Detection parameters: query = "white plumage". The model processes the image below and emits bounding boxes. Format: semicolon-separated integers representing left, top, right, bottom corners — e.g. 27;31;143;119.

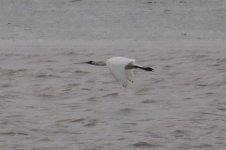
77;57;154;87
106;57;135;87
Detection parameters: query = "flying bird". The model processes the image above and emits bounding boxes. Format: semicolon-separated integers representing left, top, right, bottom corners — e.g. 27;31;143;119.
76;57;154;87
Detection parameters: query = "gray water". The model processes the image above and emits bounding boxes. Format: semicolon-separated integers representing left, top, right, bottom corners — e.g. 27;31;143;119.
0;0;226;150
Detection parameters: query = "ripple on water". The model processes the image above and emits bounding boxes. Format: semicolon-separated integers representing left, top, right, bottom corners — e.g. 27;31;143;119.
56;117;99;127
81;88;92;91
0;68;30;77
63;83;80;92
141;99;156;104
217;107;226;111
74;70;90;74
119;108;135;114
191;144;213;149
86;96;98;102
102;92;118;97
35;74;59;78
132;141;164;148
56;118;85;124
171;129;192;138
83;118;99;127
135;87;151;95
0;131;29;136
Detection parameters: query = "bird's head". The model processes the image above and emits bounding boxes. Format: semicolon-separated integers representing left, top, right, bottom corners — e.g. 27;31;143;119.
75;60;93;65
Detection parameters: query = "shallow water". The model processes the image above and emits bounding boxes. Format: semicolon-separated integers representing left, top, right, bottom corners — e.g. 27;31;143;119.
0;0;226;149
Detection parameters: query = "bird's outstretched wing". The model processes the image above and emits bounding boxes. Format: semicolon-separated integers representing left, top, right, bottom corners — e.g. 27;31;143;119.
126;69;134;83
125;62;135;83
106;57;135;87
107;63;128;87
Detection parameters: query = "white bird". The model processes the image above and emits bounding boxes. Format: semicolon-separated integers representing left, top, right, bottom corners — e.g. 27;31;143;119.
77;57;154;87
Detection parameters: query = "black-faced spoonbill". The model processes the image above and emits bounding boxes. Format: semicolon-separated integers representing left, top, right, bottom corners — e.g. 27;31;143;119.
76;57;154;87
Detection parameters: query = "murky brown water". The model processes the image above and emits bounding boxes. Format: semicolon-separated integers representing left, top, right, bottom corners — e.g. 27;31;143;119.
0;0;226;149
